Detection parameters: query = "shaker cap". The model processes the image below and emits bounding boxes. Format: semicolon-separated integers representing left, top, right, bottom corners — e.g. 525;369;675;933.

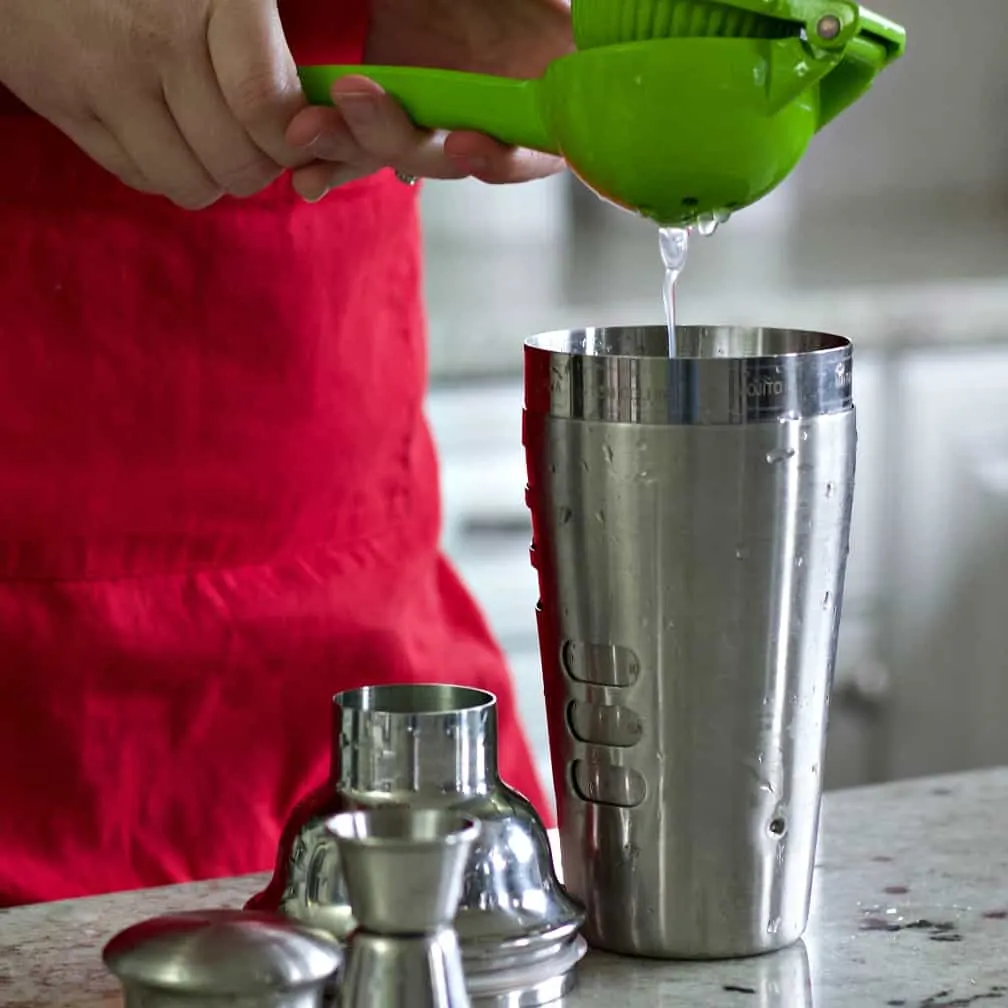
102;909;341;996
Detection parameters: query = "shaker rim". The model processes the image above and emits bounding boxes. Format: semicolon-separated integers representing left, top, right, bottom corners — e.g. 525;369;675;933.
524;324;851;363
333;682;496;715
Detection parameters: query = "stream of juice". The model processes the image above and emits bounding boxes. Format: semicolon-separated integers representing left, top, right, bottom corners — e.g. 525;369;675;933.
659;211;730;354
658;226;689;355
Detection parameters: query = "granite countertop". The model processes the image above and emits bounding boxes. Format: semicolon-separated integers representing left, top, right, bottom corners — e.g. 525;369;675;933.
4;769;1008;1006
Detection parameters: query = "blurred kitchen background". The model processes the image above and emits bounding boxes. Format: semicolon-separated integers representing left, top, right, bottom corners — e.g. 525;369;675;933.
419;0;1008;808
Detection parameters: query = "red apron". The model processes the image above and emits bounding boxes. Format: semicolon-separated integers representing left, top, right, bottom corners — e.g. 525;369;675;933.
0;0;548;907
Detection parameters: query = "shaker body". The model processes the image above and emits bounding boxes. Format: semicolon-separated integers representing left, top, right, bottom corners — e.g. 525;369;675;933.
524;325;856;959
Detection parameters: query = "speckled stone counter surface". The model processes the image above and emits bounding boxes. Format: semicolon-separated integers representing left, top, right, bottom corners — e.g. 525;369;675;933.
4;769;1008;1007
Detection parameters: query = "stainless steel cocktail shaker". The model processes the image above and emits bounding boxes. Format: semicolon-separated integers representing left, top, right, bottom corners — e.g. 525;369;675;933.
248;683;585;1004
524;325;856;959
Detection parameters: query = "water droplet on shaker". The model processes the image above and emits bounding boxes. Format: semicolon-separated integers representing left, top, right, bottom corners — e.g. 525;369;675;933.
558;506;573;525
603;444;614;464
823;592;832;609
826;482;836;499
735;545;750;561
595;509;606;525
801;430;810;442
796;555;804;568
767;917;782;935
766;448;796;465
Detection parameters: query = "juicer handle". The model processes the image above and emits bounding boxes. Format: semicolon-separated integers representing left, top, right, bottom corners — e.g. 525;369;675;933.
815;35;891;129
297;65;558;155
816;7;906;129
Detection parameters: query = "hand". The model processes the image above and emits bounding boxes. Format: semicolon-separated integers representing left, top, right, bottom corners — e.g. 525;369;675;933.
285;0;575;201
0;0;311;208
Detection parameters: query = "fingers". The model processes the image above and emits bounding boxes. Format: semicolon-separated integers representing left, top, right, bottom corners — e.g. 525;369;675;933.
291;161;372;202
328;77;464;179
285;76;566;200
206;0;308;170
286;105;378;201
288;105;384;176
443;131;566;184
108;98;221;209
286;76;468;203
160;44;284;199
291;77;466;181
121;0;305;207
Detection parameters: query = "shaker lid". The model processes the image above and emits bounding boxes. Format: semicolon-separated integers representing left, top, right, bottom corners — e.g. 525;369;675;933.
102;909;342;996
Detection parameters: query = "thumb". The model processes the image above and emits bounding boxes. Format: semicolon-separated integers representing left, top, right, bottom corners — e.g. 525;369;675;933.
207;0;308;168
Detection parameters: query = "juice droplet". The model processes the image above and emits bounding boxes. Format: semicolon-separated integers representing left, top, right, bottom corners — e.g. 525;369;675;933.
692;208;732;238
694;213;719;237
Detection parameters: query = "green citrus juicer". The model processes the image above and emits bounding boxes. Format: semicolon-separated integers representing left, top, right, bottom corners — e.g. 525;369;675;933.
297;0;906;226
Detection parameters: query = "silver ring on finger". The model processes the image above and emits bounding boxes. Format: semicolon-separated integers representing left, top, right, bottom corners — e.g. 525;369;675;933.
394;169;419;187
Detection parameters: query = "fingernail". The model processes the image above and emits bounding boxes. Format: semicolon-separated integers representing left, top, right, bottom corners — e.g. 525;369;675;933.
296;131;322;150
299;182;329;203
336;92;377;125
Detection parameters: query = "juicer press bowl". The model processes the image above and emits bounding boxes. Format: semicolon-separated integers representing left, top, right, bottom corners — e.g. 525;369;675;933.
247;683;586;1006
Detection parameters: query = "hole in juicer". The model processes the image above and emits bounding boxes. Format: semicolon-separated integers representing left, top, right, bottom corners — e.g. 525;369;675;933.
769;817;788;837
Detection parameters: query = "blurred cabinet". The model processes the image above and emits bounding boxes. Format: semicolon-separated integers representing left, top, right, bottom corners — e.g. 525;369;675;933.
823;348;892;789
885;346;1008;780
